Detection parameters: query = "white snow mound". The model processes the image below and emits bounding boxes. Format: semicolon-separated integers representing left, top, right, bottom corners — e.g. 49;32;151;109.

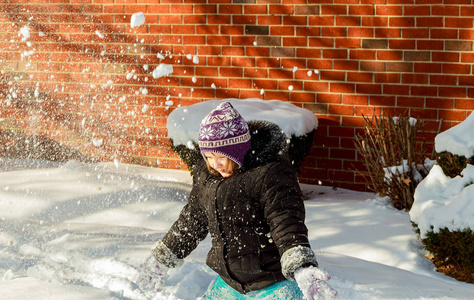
166;99;318;147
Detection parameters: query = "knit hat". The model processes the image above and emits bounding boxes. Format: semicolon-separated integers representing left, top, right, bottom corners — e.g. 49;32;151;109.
198;102;251;167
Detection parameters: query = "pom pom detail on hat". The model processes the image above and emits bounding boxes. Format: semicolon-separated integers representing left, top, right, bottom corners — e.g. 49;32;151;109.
198;102;251;167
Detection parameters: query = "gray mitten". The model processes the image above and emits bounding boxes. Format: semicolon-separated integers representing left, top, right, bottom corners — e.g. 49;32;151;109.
151;240;184;268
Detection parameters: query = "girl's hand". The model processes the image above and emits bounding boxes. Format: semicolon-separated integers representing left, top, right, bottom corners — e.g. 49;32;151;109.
294;266;338;300
136;257;166;292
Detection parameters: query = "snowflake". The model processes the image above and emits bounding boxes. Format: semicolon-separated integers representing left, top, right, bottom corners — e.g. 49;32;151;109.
199;126;214;140
219;122;238;137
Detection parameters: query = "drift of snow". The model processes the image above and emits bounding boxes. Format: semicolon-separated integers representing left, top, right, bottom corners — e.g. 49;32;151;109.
1;159;473;299
152;64;173;79
166;99;318;147
434;112;474;158
130;13;146;28
410;164;474;238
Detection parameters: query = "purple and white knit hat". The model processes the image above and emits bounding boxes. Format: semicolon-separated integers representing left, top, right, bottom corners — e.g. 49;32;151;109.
198;102;251;167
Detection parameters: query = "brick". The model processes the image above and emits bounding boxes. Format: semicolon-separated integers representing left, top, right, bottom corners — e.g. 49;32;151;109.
376;5;402;16
438;109;468;121
445;40;473;51
347;71;373;83
336;16;361;26
268;68;293;79
416;17;444;28
228;78;251;88
334;60;359;71
245;25;269;35
439;86;466;98
348;27;373;38
349;5;375;16
194;4;217;14
360;61;386;72
404;5;430;16
257;16;281;25
283;37;307;47
295;5;319;15
356;83;382;94
246;47;270;57
269;4;293;15
322;27;347;37
454;99;474;110
244;4;267;14
362;16;388;27
321;5;347;15
426;97;454;109
309;37;335;48
270;47;295;57
218;4;242;14
383;84;409;95
402;73;428;84
296;27;319;37
253;79;277;89
282;16;307;26
402;28;429;39
411;85;438;97
335;38;361;48
389;17;415;27
446;17;473;28
256;36;281;46
350;49;375;60
320;70;346;81
323;49;347;59
209;15;232;24
397;97;424;108
232;36;255;46
404;51;430;61
255;57;280;68
342;95;368;105
443;63;471;74
433;5;460;16
232;57;255;67
244;67;267;78
330;83;355;93
430;28;458;39
221;25;243;35
374;73;400;83
290;92;316;103
389;39;415;50
308;16;334;26
370;95;396;106
304;81;329;92
414;62;442;73
362;38;388;49
317;93;342;104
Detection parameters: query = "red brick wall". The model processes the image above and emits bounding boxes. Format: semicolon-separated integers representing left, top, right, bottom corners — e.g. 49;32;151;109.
1;0;474;191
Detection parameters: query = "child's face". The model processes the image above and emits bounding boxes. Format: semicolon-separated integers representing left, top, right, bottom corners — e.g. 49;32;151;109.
204;152;233;177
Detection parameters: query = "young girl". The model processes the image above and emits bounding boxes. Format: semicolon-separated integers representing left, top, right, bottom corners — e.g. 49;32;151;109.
151;102;337;299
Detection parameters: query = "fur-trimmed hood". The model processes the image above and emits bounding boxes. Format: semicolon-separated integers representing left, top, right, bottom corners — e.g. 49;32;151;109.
241;120;289;171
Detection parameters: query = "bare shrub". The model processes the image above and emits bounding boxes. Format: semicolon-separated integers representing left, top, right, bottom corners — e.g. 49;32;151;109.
354;115;429;211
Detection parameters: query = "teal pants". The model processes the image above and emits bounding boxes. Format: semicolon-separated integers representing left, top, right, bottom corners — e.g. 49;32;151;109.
201;276;305;300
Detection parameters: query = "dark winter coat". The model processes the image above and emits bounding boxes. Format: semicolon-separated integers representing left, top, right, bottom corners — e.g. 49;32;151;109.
161;120;316;294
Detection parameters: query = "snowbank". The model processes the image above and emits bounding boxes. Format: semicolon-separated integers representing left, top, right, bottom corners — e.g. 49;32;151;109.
166;99;318;147
1;159;473;299
435;112;474;158
410;164;474;238
411;112;474;237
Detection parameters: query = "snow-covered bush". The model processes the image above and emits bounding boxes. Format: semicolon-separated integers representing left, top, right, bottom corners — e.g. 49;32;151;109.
354;114;430;211
410;112;474;283
166;99;318;173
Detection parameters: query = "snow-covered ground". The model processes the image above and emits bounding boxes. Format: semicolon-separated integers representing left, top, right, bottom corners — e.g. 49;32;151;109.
0;158;473;299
